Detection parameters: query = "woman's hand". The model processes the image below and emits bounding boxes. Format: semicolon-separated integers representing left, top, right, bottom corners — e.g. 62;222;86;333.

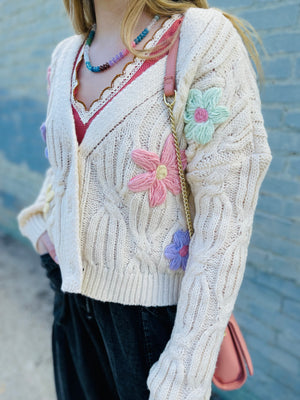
37;231;59;264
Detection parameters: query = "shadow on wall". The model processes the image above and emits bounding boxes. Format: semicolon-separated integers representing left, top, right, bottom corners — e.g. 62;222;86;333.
0;88;48;238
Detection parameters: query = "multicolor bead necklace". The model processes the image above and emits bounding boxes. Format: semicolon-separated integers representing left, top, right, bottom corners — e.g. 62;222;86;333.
84;15;160;73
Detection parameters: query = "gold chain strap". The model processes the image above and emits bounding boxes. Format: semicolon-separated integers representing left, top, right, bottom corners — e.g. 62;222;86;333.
164;91;194;238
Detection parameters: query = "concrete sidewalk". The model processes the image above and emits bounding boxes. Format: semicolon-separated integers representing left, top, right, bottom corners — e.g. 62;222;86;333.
0;234;56;400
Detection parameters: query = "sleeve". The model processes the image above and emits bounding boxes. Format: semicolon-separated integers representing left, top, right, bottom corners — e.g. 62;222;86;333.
147;13;272;400
17;167;53;251
17;65;53;252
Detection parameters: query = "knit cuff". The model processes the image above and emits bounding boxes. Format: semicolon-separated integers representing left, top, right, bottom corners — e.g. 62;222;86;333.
148;358;180;400
19;213;46;252
147;354;212;400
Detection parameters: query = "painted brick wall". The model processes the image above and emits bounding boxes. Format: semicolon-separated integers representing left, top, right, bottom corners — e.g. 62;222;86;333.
211;1;300;399
0;1;299;399
0;0;73;237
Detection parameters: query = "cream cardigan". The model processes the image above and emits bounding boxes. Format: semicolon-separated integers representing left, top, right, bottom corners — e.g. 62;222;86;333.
18;8;272;400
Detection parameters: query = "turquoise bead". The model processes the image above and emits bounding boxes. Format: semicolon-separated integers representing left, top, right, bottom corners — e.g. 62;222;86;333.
84;16;160;73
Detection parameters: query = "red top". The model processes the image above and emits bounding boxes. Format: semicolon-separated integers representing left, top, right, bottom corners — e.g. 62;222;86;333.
72;18;183;145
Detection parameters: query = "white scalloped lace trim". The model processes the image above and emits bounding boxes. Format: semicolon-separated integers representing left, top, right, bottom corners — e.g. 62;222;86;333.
71;14;182;124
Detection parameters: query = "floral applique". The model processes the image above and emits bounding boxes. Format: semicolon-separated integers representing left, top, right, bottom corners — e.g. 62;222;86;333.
47;66;51;96
164;229;190;271
128;134;187;207
39;67;51;160
40;122;48;159
184;87;230;145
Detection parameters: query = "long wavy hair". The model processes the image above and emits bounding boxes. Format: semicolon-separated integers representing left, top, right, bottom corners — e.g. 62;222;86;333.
63;0;263;78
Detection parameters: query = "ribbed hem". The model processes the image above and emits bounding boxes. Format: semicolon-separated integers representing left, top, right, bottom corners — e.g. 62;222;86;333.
18;213;46;252
79;264;183;306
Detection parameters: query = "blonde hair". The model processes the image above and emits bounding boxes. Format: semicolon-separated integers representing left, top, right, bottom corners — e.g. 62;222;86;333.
63;0;263;79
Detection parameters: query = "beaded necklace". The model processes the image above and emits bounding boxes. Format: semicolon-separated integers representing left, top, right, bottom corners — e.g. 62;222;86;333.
84;15;160;73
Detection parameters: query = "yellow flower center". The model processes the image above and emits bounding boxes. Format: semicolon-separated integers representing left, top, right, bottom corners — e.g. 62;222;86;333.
156;164;168;180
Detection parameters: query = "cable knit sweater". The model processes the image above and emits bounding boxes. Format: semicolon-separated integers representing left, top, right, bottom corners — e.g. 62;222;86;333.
18;7;272;400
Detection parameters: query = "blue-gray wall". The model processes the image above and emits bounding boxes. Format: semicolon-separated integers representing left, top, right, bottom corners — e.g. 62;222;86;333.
212;1;300;399
0;1;72;237
0;1;299;399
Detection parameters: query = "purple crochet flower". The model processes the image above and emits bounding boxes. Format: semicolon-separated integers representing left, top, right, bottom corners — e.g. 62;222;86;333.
40;121;48;159
40;122;46;142
164;229;190;271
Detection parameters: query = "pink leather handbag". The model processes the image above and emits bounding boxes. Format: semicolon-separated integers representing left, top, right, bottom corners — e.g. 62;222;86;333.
213;314;254;390
163;20;254;391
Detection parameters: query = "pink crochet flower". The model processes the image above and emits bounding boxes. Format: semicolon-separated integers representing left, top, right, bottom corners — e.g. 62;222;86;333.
128;134;187;207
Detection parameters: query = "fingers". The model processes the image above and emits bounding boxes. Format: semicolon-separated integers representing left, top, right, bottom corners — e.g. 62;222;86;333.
37;231;48;255
41;231;59;264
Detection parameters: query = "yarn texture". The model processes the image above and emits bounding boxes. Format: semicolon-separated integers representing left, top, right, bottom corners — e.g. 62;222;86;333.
18;8;272;400
128;134;187;207
184;87;230;144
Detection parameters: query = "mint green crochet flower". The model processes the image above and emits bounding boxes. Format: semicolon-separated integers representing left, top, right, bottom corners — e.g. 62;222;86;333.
184;88;230;145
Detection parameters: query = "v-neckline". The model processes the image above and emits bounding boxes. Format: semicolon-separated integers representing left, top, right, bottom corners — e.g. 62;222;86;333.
71;14;182;125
